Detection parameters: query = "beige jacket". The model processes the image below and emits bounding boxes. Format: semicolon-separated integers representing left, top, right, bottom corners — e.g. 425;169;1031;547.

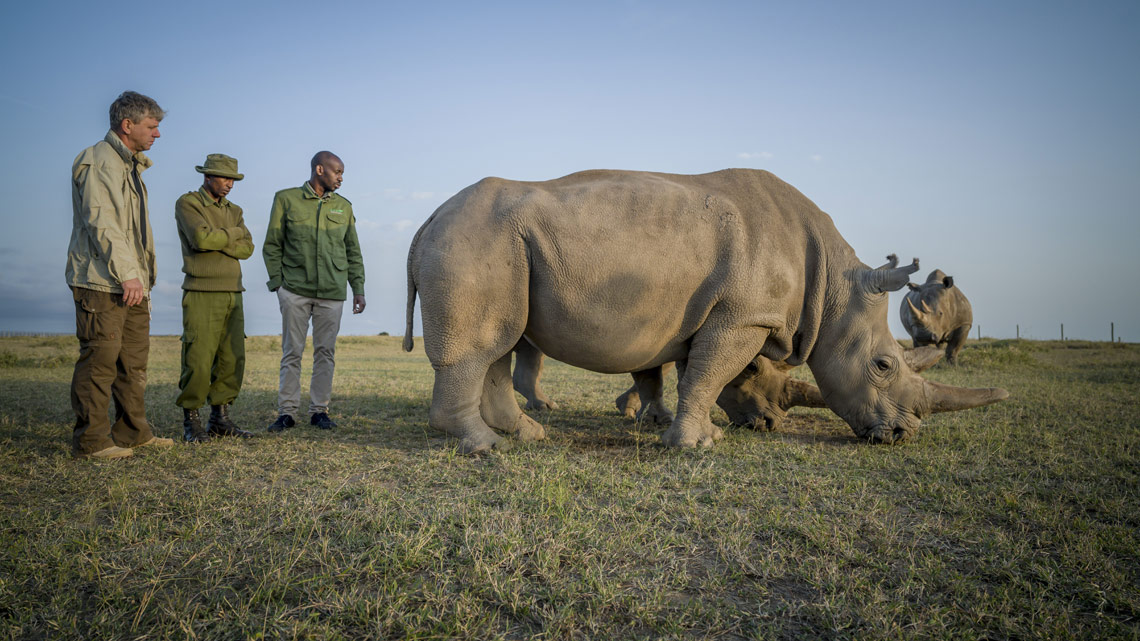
65;131;156;294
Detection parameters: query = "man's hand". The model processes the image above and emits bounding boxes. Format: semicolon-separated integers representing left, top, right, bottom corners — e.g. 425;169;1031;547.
353;294;366;314
121;278;145;307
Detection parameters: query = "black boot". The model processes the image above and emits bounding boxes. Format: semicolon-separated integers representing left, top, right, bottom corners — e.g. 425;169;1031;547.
183;408;211;443
209;404;253;438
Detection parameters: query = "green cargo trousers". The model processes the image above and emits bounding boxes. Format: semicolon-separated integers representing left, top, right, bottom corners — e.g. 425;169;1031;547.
176;291;245;409
70;287;156;455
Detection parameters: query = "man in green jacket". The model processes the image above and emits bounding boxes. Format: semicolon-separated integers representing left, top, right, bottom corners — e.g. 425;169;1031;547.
262;151;366;432
175;154;256;442
65;90;175;459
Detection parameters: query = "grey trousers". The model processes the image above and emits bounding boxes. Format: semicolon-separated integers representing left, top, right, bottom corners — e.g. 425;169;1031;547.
276;287;344;417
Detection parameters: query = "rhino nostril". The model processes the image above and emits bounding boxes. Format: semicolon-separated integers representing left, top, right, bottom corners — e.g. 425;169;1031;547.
892;427;907;442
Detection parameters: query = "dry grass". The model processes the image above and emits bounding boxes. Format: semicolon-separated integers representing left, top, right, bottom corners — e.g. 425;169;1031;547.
1;336;1138;639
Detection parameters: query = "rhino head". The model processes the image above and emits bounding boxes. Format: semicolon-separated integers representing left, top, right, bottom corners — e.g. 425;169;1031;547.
808;256;1007;443
903;270;955;343
715;357;827;431
716;345;945;432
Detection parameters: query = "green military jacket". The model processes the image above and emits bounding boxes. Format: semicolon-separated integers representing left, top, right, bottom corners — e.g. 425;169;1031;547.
66;131;156;294
262;181;365;301
175;187;254;292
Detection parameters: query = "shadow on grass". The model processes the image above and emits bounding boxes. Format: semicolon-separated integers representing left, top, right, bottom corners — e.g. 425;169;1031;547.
2;372;863;460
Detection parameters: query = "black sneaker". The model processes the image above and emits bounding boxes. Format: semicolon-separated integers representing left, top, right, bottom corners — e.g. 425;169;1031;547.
267;415;296;433
310;412;337;430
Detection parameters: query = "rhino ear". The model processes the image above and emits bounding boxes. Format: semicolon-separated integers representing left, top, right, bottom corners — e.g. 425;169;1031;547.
864;257;920;294
876;254;899;270
942;275;954;289
906;282;919;291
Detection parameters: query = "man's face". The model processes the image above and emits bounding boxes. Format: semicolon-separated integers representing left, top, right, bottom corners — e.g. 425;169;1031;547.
121;115;161;153
203;175;234;201
315;157;345;192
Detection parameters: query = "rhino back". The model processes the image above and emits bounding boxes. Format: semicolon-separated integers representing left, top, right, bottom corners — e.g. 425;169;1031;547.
415;169;848;373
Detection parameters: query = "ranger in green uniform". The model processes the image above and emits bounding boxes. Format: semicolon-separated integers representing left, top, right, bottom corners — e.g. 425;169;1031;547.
175;154;255;442
263;151;366;432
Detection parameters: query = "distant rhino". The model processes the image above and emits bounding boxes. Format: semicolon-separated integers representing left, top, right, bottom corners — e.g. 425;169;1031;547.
404;169;1007;454
901;269;973;365
513;338;944;432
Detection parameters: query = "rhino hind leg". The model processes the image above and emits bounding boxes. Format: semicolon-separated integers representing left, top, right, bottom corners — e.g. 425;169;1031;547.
512;339;558;411
663;326;769;448
482;353;546;442
631;366;673;426
429;362;512;455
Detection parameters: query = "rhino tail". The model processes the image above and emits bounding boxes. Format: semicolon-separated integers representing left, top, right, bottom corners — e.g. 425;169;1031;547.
404;218;432;353
403;273;417;352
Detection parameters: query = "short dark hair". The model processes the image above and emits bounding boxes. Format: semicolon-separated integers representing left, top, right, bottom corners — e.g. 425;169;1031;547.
310;150;340;173
109;91;165;132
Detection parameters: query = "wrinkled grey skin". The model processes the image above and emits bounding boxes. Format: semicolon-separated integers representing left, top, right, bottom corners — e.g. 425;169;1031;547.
514;340;944;432
901;269;974;365
405;169;1008;453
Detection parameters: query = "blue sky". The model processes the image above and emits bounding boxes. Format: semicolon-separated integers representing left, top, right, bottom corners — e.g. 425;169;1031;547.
1;0;1137;341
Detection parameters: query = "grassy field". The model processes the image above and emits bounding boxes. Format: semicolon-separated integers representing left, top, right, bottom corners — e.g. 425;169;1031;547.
1;335;1138;640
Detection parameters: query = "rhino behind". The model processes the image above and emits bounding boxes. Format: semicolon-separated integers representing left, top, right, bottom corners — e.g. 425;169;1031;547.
901;269;973;364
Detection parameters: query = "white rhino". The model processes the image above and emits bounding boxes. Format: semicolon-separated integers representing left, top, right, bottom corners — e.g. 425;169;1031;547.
512;339;944;431
901;269;973;365
404;169;1008;454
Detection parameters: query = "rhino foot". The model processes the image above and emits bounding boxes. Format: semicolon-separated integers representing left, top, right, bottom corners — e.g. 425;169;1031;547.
661;418;723;448
512;412;547;442
615;389;642;418
524;398;558;411
459;432;511;455
636;402;674;426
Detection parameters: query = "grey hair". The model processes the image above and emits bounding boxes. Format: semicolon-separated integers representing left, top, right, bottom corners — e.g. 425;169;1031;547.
109;91;165;132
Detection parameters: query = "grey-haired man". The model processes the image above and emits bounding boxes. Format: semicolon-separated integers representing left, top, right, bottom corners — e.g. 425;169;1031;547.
66;90;175;459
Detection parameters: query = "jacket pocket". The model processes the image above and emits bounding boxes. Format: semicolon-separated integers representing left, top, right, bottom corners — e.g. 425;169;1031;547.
73;288;120;343
325;212;347;226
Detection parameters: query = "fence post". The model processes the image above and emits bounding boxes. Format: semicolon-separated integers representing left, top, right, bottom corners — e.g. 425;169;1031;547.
977;325;981;340
1111;322;1114;343
1061;323;1065;341
1016;324;1020;339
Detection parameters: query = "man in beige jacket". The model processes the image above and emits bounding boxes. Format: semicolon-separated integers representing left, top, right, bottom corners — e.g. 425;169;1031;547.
65;90;174;459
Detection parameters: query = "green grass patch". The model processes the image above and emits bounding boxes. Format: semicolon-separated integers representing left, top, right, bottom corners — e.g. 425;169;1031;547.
1;336;1138;639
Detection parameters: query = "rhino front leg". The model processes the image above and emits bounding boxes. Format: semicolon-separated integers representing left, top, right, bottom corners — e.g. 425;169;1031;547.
663;326;768;448
512;339;558;411
944;325;970;365
631;366;674;425
483;352;546;442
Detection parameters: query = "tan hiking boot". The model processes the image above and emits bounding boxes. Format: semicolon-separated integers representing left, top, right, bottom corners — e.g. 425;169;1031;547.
134;436;175;448
76;445;134;460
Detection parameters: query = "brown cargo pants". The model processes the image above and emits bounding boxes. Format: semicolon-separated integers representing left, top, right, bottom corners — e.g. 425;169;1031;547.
70;287;156;455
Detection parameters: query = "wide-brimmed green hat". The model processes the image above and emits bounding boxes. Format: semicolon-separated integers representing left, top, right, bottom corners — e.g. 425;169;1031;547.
195;153;244;180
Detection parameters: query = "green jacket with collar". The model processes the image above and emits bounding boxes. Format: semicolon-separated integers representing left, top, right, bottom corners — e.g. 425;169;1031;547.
262;181;364;301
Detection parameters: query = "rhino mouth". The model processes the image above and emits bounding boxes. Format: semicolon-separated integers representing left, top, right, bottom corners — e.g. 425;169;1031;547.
866;423;911;444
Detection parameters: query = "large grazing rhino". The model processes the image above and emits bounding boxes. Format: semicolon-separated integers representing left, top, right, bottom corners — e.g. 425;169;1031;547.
901;269;973;364
512;338;944;431
404;169;1008;454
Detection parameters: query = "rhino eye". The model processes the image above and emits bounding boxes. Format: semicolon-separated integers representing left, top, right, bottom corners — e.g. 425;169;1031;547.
874;358;892;372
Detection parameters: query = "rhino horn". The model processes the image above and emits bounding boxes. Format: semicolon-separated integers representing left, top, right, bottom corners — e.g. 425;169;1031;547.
902;345;943;372
924;379;1009;414
786;379;828;409
865;257;919;294
906;297;927;321
921;300;933;314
